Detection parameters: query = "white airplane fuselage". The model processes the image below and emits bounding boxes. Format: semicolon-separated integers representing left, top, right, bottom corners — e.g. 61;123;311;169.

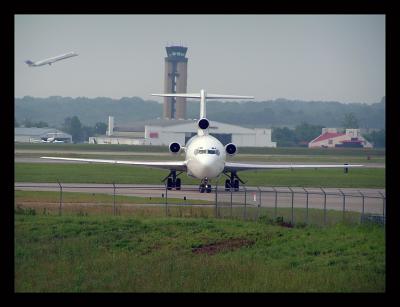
184;134;226;180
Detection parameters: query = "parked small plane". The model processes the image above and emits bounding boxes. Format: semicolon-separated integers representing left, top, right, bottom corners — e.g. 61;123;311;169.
25;51;78;67
42;89;363;193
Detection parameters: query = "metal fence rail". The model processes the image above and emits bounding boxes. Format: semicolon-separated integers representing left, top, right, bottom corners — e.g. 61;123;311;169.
14;182;385;226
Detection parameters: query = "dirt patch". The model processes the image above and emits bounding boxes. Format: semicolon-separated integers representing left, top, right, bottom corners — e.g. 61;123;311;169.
278;221;294;228
192;238;255;256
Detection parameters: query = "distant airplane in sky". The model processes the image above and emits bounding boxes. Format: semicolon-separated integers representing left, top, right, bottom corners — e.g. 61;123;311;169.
25;51;78;67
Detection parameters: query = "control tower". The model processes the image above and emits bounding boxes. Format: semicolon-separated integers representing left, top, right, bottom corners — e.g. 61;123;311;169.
163;46;188;119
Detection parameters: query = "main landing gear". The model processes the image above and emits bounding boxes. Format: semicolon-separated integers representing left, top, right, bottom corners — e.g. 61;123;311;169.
224;171;244;192
163;170;182;190
199;178;212;193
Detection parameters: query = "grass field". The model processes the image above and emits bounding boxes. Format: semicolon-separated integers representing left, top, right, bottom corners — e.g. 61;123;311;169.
14;211;385;292
15;162;385;188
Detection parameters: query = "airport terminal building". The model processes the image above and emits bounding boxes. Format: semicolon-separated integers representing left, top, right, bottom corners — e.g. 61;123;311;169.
89;117;277;147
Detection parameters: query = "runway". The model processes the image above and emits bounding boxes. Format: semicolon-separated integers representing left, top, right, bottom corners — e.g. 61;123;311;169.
15;182;386;214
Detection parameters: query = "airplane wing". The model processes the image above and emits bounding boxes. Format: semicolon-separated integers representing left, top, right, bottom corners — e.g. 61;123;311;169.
40;157;187;171
224;162;363;172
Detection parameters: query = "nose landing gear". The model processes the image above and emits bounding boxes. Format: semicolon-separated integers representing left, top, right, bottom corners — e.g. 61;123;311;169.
199;178;212;193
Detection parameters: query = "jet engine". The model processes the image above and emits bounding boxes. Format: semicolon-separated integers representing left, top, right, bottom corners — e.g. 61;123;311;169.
169;142;181;154
225;143;237;156
197;118;210;130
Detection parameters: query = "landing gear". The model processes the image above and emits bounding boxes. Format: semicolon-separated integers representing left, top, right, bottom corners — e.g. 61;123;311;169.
224;171;243;192
199;178;212;193
163;170;182;191
175;178;181;190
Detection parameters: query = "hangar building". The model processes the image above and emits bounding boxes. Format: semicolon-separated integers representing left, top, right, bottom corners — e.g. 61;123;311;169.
15;128;72;143
89;116;276;147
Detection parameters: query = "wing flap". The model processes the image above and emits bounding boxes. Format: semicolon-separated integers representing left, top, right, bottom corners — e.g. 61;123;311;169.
41;157;187;171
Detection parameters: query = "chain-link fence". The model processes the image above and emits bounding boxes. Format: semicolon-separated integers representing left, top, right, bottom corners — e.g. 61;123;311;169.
14;182;385;226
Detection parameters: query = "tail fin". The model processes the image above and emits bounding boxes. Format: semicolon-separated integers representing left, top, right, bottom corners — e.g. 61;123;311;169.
25;60;34;66
151;90;254;119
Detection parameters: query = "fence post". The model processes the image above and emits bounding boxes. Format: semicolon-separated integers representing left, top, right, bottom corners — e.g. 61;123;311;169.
215;180;218;218
378;191;385;218
339;189;346;222
288;187;294;225
112;182;116;216
57;180;62;216
244;186;247;220
257;187;261;221
302;187;309;225
359;190;365;224
320;187;326;226
272;187;278;219
230;183;233;218
165;183;168;217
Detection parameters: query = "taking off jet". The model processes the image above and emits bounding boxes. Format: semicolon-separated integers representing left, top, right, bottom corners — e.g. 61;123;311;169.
42;89;363;193
25;52;78;67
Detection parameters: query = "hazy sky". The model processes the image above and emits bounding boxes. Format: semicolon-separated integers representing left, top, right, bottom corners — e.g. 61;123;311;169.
15;14;385;104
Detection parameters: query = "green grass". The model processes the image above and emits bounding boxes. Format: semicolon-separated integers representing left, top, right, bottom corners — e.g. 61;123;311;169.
15;190;212;205
14;213;385;292
14;190;215;218
15;162;385;188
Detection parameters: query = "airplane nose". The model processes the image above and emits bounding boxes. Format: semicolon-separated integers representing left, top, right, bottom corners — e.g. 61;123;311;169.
197;155;222;177
199;155;216;167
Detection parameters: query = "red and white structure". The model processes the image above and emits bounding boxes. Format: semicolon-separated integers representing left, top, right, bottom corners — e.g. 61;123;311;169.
308;128;373;148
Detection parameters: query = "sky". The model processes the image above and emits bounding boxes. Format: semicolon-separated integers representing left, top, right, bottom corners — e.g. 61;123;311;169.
15;14;385;104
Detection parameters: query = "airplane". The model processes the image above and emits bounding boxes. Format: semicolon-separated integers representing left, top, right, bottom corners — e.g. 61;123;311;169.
41;89;363;193
25;51;78;67
41;132;65;143
41;138;65;143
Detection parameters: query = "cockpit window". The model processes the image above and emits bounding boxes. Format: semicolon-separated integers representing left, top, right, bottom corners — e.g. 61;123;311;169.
194;148;220;155
207;149;220;155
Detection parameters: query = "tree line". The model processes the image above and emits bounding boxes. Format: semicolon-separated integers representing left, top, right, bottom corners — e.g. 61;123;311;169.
62;116;108;143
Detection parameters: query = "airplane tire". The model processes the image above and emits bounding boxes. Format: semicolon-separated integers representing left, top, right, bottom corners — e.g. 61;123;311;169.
206;184;212;193
199;184;205;193
234;179;239;192
225;179;230;191
175;178;181;190
167;178;173;190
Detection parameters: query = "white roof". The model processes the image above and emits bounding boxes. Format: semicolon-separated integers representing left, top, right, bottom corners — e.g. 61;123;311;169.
14;128;71;137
